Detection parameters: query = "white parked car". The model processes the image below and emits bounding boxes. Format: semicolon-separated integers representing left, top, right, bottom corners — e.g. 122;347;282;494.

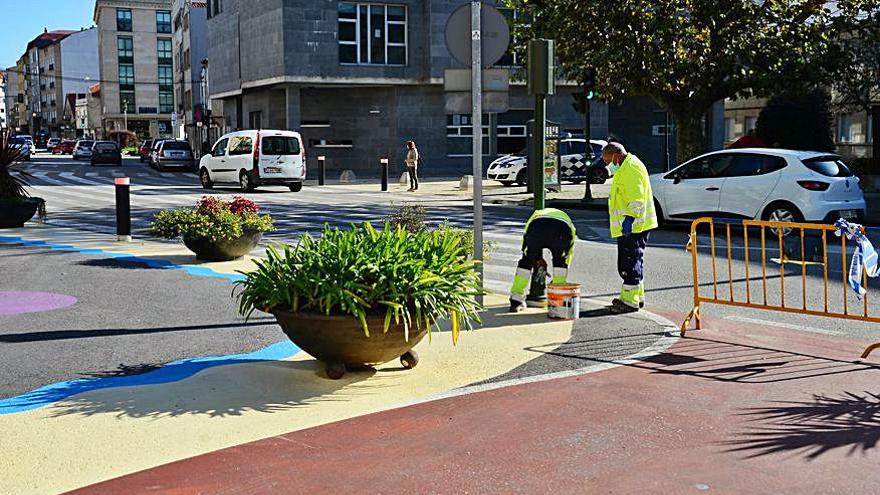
20;135;36;155
651;148;866;226
199;130;306;192
72;140;95;160
487;138;609;186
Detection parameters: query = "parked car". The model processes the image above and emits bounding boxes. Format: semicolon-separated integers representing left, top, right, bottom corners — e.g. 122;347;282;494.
486;137;609;186
72;140;95;160
151;140;195;171
46;138;61;151
199;130;306;192
651;148;866;227
89;141;123;166
52;140;77;155
19;135;36;155
139;139;154;162
10;136;31;161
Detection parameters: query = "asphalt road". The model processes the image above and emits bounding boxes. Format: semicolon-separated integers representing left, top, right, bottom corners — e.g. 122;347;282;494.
14;153;880;361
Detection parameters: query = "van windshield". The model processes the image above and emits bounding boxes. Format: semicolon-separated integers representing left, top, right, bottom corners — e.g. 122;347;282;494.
262;136;300;155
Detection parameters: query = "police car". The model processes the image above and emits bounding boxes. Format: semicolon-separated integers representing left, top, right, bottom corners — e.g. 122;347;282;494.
486;137;610;186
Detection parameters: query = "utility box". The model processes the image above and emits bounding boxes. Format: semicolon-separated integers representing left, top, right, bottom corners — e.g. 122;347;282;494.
527;39;555;96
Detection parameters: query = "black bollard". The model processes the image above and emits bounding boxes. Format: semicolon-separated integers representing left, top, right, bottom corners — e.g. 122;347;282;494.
380;158;389;191
114;177;131;242
318;155;326;186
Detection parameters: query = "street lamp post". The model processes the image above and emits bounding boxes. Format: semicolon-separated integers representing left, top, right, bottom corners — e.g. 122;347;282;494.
123;99;129;132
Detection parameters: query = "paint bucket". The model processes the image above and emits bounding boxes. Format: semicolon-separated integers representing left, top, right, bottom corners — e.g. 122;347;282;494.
547;283;581;320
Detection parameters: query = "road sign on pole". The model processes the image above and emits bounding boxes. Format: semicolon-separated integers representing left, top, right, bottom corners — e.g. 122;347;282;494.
471;0;484;302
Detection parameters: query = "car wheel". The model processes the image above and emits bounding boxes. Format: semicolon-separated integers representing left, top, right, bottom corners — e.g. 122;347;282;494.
289;182;303;192
762;202;803;236
653;199;665;229
200;168;214;189
570;178;585;185
590;167;609;184
239;170;254;192
515;169;528;186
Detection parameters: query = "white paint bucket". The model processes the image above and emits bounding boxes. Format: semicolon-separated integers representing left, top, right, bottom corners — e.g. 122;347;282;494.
547;283;581;320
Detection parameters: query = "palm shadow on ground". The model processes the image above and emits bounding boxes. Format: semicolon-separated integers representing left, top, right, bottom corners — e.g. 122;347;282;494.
721;391;880;460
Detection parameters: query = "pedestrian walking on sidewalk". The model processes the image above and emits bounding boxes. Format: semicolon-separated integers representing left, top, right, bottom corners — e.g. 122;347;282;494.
405;140;420;191
603;142;658;313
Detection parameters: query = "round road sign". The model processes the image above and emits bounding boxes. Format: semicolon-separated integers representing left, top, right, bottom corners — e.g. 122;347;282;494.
444;3;511;68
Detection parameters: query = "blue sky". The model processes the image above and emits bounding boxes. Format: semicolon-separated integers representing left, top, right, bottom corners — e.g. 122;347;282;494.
0;0;96;69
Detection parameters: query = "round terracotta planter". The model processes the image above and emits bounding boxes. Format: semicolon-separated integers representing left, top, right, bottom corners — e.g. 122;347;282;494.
271;309;429;379
0;199;41;228
183;231;262;261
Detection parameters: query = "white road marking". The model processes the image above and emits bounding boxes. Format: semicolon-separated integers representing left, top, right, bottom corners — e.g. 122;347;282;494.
59;172;109;187
724;315;843;336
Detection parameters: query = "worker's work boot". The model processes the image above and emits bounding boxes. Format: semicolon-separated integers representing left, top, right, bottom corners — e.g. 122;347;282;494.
509;298;526;313
610;285;640;314
638;283;646;308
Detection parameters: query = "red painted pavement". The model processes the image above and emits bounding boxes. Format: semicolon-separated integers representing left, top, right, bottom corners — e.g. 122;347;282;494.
72;312;880;494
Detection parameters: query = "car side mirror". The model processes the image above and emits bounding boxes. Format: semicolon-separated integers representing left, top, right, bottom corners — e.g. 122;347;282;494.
673;174;682;185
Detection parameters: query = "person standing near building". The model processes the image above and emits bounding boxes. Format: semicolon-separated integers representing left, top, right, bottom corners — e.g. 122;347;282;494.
603;142;658;313
405;140;419;191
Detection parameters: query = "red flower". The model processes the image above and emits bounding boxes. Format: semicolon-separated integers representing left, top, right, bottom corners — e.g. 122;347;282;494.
228;196;260;214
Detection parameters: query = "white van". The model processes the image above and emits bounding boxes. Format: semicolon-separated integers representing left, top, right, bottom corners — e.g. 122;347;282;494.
198;130;306;192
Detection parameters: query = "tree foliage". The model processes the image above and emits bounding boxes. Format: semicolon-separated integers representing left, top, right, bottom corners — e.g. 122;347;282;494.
506;0;880;161
756;89;836;152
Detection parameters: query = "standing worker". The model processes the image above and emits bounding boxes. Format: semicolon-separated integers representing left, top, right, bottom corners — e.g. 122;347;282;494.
603;142;658;313
509;208;577;312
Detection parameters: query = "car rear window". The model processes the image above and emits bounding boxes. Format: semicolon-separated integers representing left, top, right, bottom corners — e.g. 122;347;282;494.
803;157;853;177
95;143;118;151
262;136;301;155
12;138;26;145
162;142;191;151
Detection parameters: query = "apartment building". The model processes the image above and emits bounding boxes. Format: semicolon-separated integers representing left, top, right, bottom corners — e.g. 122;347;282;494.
24;30;76;138
0;72;7;129
172;0;209;152
94;0;175;140
205;0;694;176
5;63;27;132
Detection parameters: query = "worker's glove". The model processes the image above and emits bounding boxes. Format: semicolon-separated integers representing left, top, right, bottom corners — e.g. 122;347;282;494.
622;216;635;236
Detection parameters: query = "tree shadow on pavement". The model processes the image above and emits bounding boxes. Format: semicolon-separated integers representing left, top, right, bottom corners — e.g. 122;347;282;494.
720;391;880;460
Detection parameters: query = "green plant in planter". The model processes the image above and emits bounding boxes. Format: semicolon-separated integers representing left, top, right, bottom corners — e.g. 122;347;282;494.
150;195;274;241
385;203;496;260
235;222;486;343
0;129;46;221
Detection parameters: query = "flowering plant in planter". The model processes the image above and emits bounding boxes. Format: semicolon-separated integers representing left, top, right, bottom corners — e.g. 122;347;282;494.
150;195;274;242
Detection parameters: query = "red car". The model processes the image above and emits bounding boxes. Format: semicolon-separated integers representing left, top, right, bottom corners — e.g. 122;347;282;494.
139;140;154;162
52;140;77;154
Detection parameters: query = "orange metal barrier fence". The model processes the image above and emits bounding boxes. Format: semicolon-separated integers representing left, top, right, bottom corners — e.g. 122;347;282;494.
681;217;880;358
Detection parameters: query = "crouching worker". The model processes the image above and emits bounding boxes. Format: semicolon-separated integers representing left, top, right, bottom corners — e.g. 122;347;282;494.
509;208;576;312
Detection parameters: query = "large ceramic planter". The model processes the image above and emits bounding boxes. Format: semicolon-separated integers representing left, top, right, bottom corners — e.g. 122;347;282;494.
272;309;429;379
0;199;41;228
183;231;262;261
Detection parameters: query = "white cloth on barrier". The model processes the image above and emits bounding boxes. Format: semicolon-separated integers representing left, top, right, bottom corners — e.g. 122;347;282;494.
834;219;879;298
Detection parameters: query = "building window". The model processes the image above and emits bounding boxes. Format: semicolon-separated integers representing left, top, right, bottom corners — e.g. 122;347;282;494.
208;0;223;18
724;118;735;141
157;11;172;33
744;116;757;133
338;3;407;66
446;114;489;157
838;114;864;144
119;64;135;88
117;8;132;32
120;91;136;114
159;91;174;114
158;39;173;64
117;37;134;63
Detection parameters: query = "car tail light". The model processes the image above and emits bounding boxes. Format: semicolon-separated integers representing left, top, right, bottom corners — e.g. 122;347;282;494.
797;180;830;191
253;132;261;178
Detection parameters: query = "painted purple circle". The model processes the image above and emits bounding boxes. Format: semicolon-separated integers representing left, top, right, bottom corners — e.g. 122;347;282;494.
0;291;78;316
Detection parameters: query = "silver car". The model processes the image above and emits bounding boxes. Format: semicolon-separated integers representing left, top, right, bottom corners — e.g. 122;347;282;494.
72;140;95;160
10;137;31;161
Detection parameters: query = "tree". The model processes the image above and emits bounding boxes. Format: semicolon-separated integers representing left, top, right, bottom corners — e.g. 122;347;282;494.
506;0;880;162
755;89;835;151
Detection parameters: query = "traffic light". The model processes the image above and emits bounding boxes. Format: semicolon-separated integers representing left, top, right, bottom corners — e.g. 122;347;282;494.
583;68;597;100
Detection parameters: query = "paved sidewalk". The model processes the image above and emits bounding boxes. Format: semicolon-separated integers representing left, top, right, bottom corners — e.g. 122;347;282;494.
74;312;880;494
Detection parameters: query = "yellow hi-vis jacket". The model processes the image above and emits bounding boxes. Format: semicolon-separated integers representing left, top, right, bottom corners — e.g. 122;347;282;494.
608;153;658;238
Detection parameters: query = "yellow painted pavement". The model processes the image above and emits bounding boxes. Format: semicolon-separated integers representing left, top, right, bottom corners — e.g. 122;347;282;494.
1;224;572;494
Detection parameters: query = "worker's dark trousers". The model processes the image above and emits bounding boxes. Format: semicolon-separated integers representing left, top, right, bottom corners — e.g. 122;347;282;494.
617;231;650;285
518;218;574;272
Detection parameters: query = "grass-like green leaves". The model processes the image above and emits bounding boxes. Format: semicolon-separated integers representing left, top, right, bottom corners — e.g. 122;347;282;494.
150;196;274;242
234;222;486;343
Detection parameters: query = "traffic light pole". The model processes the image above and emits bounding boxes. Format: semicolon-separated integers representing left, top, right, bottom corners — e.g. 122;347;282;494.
533;93;546;210
583;94;593;201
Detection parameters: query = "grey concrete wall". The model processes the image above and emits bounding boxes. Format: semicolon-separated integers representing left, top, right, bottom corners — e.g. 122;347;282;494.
607;96;678;173
207;0;241;95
